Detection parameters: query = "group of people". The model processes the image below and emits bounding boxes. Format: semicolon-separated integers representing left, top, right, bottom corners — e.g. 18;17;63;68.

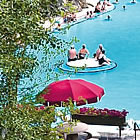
68;44;89;62
68;44;110;65
84;0;112;19
55;12;77;31
63;12;77;23
55;0;113;31
94;0;112;13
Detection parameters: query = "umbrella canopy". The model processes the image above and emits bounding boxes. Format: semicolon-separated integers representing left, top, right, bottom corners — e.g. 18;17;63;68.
41;79;105;106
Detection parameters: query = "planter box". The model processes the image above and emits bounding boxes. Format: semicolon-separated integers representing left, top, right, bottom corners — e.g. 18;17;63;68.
72;114;126;126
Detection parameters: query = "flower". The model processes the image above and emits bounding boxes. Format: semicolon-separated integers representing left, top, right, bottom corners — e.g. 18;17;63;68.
74;107;128;118
35;105;45;110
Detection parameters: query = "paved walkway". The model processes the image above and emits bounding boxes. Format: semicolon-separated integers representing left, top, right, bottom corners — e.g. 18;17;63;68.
86;124;140;140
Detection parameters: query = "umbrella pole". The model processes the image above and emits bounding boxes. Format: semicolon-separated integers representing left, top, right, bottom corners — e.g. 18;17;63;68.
47;102;50;106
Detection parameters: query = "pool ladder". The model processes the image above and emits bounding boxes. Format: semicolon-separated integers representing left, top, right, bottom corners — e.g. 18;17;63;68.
134;122;140;140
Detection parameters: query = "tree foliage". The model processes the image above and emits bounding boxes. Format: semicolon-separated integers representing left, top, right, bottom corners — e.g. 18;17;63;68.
0;0;71;105
0;104;59;140
0;0;75;139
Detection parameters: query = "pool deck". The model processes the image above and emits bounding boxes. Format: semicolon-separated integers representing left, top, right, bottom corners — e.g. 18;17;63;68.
85;123;140;139
63;120;140;139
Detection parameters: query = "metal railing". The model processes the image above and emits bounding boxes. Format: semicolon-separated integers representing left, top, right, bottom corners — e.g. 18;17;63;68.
134;122;140;140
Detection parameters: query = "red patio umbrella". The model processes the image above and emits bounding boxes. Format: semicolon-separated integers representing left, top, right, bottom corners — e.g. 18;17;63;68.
41;79;105;106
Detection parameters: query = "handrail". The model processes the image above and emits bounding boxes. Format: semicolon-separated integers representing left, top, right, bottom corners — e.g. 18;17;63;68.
134;122;140;140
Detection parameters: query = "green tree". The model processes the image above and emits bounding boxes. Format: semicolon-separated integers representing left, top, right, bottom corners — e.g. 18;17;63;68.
0;0;75;139
0;0;69;105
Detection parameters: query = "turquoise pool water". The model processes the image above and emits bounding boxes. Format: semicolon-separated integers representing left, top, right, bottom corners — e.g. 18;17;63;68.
58;0;140;120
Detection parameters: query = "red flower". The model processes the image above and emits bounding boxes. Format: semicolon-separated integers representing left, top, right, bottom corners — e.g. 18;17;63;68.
78;107;128;118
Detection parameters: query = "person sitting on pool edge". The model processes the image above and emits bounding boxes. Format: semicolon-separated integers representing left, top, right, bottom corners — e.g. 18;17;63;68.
68;45;77;62
95;44;103;60
78;44;89;59
98;50;111;65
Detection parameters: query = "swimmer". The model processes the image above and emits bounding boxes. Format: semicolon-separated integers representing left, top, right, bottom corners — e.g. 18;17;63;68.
123;5;126;10
107;15;111;20
104;15;112;21
131;0;136;3
112;0;119;4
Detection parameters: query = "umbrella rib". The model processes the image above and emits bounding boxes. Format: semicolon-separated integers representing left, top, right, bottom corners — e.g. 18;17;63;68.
68;80;75;101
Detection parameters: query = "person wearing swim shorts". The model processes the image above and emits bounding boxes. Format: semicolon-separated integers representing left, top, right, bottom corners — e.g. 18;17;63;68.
68;45;77;62
78;44;89;59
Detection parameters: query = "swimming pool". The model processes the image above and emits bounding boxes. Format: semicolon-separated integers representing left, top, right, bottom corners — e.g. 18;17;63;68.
57;0;140;121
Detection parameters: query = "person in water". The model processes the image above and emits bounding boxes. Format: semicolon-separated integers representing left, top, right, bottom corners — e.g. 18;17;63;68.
131;0;136;3
78;44;89;59
112;0;119;4
123;5;126;10
68;45;77;62
107;15;111;20
98;50;111;65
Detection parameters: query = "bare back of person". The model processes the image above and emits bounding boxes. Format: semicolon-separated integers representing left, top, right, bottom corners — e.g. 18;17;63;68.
78;44;89;59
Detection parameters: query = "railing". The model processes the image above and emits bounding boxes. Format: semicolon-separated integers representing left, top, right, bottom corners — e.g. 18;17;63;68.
134;122;140;140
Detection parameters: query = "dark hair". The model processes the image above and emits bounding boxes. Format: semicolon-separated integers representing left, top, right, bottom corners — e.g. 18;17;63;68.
123;5;126;9
82;44;86;49
107;15;111;19
93;53;96;58
71;45;74;49
102;50;105;54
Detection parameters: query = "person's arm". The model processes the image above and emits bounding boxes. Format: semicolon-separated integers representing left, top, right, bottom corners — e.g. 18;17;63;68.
86;49;89;58
104;55;110;64
68;50;70;58
78;50;80;59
